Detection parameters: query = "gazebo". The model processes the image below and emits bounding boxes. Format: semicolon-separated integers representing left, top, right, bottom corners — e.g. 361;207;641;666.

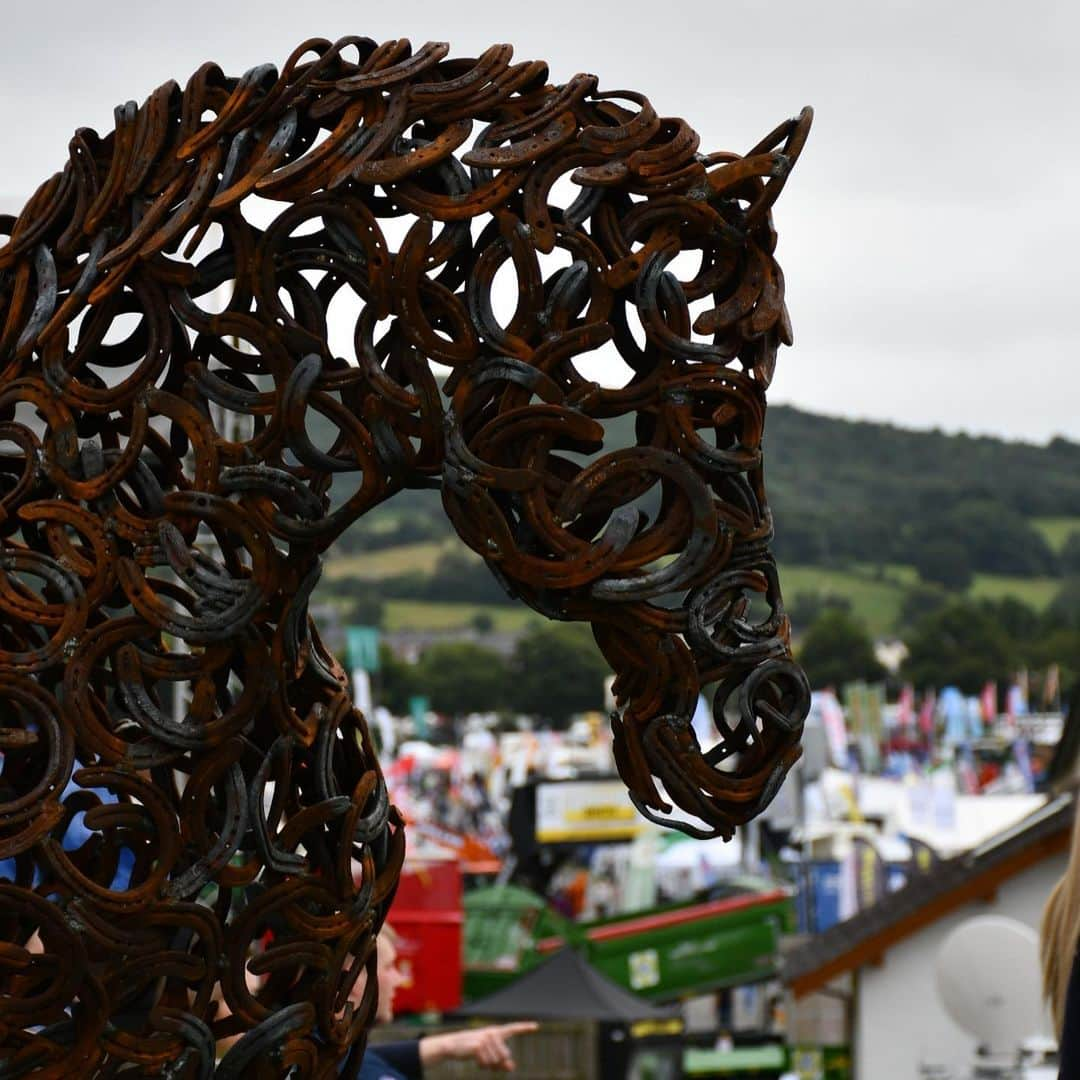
454;947;684;1080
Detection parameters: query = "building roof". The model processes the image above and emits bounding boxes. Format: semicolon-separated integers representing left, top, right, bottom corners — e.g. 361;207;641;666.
454;947;680;1024
784;793;1074;999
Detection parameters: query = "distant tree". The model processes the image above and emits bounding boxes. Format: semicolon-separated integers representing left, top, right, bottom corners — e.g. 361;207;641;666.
787;591;852;635
416;642;508;716
341;591;386;629
470;611;495;633
932;500;1057;577
980;595;1044;645
912;540;972;590
798;610;885;690
1060;532;1080;576
380;550;515;606
376;644;418;715
1047;577;1080;630
901;601;1013;694
897;585;950;631
507;624;610;726
1022;627;1080;686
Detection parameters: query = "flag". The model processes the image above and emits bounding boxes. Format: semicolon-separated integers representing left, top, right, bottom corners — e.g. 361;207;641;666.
941;686;967;746
980;681;997;724
1013;738;1035;793
958;744;980;794
918;689;937;737
1006;683;1028;721
896;684;915;729
816;689;848;766
852;837;886;910
967;695;984;740
1045;664;1060;709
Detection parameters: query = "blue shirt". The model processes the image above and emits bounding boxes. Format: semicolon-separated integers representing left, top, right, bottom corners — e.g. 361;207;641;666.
357;1049;409;1080
341;1041;422;1080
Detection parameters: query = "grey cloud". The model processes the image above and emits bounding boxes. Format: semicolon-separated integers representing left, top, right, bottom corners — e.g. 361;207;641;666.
1;0;1075;440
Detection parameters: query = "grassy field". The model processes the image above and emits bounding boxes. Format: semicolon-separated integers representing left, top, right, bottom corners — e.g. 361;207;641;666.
382;600;542;633
779;564;907;639
322;545;1066;638
782;562;1062;638
969;573;1061;609
1033;516;1080;552
323;541;461;580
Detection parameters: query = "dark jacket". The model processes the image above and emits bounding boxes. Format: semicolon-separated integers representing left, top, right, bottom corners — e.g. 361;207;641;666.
1061;953;1080;1079
343;1040;423;1080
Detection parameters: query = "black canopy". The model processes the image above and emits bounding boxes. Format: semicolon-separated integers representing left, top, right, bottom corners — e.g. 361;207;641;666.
455;948;681;1024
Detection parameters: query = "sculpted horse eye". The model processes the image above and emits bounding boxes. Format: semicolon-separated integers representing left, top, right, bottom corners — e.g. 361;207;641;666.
0;35;811;1074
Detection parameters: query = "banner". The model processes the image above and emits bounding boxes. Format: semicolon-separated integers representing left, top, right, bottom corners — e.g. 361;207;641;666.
844;681;885;772
345;625;380;673
1045;664;1061;709
896;684;915;730
408;695;430;739
852;836;886;910
940;686;967;746
918;689;937;737
535;778;645;843
1013;738;1035;793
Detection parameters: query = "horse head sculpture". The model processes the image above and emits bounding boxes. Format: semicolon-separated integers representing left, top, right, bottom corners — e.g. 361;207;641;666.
0;36;811;1077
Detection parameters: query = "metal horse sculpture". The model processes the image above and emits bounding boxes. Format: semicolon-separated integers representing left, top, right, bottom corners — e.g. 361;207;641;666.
0;37;812;1077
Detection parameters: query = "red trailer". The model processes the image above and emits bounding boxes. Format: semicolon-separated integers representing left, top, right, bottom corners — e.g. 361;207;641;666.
389;858;464;1015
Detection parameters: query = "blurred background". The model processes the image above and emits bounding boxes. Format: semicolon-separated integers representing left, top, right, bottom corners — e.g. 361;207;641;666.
3;2;1078;1077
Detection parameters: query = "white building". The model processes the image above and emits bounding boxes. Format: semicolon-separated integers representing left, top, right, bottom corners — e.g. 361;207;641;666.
784;795;1072;1078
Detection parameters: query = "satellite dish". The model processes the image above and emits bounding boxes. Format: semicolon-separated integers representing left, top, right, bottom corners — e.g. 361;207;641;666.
935;915;1049;1056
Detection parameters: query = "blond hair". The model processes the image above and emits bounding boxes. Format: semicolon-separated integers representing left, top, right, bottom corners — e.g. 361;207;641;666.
1041;801;1080;1034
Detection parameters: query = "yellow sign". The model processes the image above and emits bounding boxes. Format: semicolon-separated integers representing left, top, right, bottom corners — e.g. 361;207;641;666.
535;779;645;844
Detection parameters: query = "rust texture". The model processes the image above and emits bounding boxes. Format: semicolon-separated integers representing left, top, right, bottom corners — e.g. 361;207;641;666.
0;36;811;1076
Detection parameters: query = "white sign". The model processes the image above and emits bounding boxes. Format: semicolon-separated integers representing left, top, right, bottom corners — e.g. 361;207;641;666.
535;779;644;844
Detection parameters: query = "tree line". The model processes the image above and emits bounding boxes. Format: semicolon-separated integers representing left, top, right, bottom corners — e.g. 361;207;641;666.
319;404;1080;579
799;583;1080;696
376;623;611;727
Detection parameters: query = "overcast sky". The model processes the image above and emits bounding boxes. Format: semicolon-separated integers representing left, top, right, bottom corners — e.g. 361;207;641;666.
2;0;1075;442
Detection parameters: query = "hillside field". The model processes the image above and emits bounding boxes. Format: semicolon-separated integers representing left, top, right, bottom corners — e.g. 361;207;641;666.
320;551;1064;639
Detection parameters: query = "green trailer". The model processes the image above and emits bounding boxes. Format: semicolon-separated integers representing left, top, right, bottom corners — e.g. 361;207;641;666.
463;884;575;1000
684;1044;789;1078
464;884;794;1002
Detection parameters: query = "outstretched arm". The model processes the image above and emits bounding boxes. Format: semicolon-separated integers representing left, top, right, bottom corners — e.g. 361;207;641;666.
419;1022;540;1072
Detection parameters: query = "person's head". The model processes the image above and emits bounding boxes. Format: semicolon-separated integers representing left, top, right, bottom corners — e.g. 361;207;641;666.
376;924;409;1025
1041;800;1080;1033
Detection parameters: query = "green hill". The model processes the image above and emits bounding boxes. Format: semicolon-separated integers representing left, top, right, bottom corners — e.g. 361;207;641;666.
314;405;1080;638
764;406;1080;572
